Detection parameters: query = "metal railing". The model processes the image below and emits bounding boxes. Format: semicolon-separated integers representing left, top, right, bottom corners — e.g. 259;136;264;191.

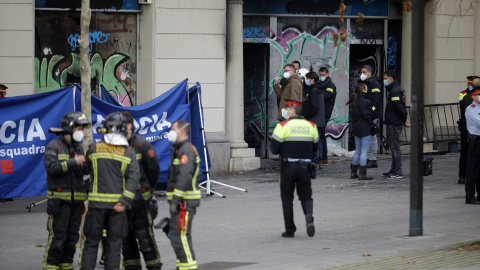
399;102;460;145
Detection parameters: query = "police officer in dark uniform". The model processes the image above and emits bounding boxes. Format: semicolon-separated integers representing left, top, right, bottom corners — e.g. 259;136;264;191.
465;85;480;204
270;99;319;238
166;120;201;270
458;76;477;184
42;112;90;270
121;112;162;270
79;112;140;270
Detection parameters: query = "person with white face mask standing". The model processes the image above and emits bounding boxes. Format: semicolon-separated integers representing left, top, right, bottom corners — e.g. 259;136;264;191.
166;120;201;270
42;111;90;270
274;63;303;121
359;65;382;169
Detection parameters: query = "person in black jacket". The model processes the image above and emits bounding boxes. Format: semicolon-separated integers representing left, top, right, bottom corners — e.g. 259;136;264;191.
304;71;325;168
382;70;410;179
121;112;162;270
359;65;382;168
346;83;374;180
318;67;337;166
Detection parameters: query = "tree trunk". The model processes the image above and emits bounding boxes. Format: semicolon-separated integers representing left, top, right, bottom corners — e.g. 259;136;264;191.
80;0;92;152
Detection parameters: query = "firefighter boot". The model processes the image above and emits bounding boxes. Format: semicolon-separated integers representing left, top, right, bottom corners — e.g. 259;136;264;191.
359;166;373;180
350;164;359;179
305;215;315;237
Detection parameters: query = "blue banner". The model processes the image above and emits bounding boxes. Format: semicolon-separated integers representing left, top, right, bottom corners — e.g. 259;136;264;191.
0;87;78;198
0;80;211;198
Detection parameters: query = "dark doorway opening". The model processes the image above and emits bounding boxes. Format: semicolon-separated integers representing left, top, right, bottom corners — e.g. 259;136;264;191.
243;43;270;158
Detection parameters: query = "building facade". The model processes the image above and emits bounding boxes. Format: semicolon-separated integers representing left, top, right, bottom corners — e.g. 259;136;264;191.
0;0;477;171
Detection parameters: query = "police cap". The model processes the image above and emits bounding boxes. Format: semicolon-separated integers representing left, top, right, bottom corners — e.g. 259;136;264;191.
285;98;302;107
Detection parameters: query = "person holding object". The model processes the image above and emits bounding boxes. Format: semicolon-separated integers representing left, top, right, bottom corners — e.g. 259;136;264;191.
166;120;201;270
270;99;319;238
382;70;410;179
79;112;140;270
42;112;90;270
458;76;478;184
273;64;303;121
121;112;162;270
359;65;382;168
464;88;480;205
347;83;374;180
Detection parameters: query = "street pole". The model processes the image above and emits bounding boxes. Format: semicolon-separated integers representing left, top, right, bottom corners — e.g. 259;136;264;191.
409;0;425;236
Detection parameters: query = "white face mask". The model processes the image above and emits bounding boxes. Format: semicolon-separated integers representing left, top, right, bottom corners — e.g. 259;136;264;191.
281;108;289;120
319;76;326;81
72;130;84;142
283;72;291;79
360;73;367;81
167;130;177;143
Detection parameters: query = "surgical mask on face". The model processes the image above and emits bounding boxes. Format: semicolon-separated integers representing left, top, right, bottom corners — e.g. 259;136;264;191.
283;72;291;79
383;79;390;86
72;130;84;142
305;79;311;86
282;108;289;120
320;76;326;82
167;130;177;143
360;73;367;81
469;85;473;91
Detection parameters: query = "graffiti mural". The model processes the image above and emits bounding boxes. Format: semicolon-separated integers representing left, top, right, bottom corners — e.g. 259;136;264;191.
35;11;137;106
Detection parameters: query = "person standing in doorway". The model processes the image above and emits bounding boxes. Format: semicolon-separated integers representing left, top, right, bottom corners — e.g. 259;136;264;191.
318;67;337;166
274;64;303;121
359;65;382;169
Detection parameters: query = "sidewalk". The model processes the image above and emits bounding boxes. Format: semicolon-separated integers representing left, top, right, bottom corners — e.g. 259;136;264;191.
0;153;479;270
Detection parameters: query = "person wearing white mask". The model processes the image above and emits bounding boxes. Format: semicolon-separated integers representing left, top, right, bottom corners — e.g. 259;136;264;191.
166;120;201;270
458;76;479;184
43;112;90;270
274;63;303;121
359;65;382;169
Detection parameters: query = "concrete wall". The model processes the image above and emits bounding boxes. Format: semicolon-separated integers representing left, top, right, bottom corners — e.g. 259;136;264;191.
0;0;34;96
153;1;230;172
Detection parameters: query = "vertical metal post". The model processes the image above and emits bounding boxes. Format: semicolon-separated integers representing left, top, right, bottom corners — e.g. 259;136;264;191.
409;0;425;236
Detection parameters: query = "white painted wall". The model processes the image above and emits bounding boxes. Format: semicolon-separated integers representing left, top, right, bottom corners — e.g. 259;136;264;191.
0;0;34;96
154;0;226;134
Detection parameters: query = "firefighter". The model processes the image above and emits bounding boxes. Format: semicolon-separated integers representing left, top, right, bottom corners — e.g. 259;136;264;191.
79;112;140;270
42;111;90;270
465;85;480;205
458;76;477;184
270;99;319;238
166;120;201;270
359;65;382;168
121;112;162;270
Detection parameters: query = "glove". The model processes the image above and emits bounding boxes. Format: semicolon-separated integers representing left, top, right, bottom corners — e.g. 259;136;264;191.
47;198;60;216
170;203;178;215
149;199;158;220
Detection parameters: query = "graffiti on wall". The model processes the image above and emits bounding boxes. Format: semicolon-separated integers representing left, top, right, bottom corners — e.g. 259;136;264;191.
243;24;358;148
387;36;398;72
35;12;137;106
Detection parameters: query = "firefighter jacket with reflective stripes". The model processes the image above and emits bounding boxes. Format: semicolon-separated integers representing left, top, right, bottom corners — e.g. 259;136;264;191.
359;76;382;119
270;116;319;159
384;80;408;126
323;77;337;121
459;87;473;129
167;140;201;207
128;134;160;201
44;136;88;202
85;141;140;209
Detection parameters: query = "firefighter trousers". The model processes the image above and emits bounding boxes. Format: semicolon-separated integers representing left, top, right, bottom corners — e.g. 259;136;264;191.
123;200;162;270
79;208;127;270
280;162;313;235
42;201;83;270
169;203;197;270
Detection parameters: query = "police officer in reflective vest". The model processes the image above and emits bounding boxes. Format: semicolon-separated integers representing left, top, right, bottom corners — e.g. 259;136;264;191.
121;112;162;270
166;120;201;270
42;112;90;270
79;112;140;270
270;99;319;238
465;86;480;204
458;76;476;184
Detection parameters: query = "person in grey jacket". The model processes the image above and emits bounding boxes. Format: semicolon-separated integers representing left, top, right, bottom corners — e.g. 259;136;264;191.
304;72;325;168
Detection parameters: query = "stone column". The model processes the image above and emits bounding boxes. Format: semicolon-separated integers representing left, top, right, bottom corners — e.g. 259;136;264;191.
401;7;412;100
475;0;480;74
226;0;260;171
